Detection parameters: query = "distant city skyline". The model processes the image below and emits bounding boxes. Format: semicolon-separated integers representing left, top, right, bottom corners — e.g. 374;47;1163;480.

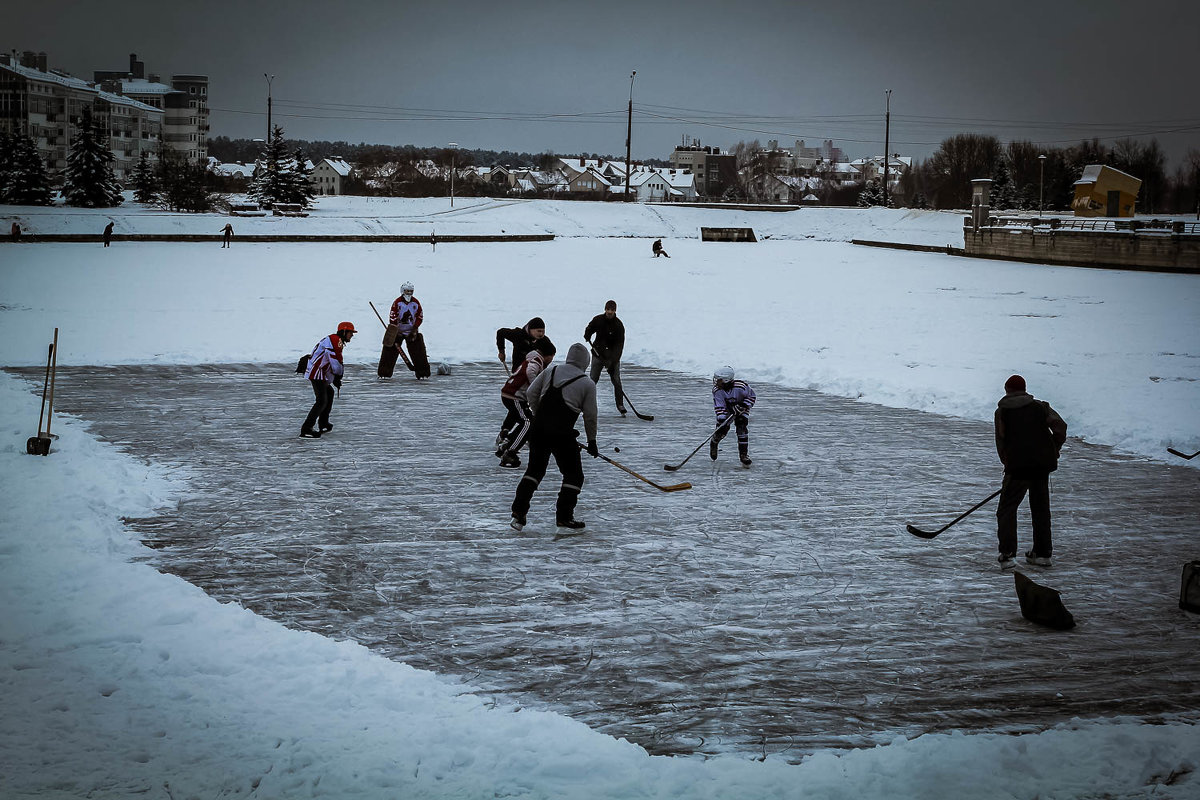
9;0;1200;166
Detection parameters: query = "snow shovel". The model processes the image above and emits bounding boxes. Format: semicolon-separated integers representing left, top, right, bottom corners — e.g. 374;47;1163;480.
26;332;56;456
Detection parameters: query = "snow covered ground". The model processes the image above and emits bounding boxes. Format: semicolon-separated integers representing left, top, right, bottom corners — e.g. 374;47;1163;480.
1;199;1199;798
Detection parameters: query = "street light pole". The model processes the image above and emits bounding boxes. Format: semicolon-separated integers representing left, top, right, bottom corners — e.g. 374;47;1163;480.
448;142;458;208
264;74;275;140
1038;153;1047;217
625;70;636;202
882;89;892;208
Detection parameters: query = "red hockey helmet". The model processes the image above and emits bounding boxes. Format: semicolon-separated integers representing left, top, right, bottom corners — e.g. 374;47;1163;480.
337;321;357;334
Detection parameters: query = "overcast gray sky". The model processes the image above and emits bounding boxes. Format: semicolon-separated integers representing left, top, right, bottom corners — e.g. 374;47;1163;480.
10;0;1199;166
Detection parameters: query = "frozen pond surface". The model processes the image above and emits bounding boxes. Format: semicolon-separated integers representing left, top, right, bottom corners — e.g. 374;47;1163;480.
22;362;1200;760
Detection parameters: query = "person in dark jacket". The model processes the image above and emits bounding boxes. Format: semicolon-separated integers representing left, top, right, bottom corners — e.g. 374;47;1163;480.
994;374;1068;569
496;317;551;373
652;239;670;258
220;223;234;248
10;221;20;242
510;343;598;531
584;300;626;415
103;221;114;247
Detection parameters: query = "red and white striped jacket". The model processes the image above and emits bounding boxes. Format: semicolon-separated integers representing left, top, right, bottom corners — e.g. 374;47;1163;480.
501;351;550;401
305;334;345;382
389;296;423;336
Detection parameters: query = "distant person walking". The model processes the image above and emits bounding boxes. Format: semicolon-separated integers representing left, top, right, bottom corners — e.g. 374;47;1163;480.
510;343;599;531
584;299;626;415
10;221;20;242
102;221;114;247
220;223;234;248
300;321;357;438
994;374;1068;569
652;238;670;258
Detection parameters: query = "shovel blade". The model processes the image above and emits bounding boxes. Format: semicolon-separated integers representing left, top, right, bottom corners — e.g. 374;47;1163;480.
26;436;51;456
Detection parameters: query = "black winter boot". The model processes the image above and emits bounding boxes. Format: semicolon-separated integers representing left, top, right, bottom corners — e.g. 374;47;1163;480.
739;444;752;466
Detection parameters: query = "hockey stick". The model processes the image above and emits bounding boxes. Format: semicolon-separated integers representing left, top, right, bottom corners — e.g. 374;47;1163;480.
620;390;654;421
368;301;415;370
906;488;1002;539
1167;447;1200;460
581;443;691;492
663;414;737;472
588;346;652;420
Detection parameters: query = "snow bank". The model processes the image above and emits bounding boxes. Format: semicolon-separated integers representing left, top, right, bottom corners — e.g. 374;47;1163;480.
2;369;1197;798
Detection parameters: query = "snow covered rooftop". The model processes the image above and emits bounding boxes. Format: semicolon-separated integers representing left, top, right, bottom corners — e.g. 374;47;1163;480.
118;78;176;95
319;158;353;176
0;61;94;91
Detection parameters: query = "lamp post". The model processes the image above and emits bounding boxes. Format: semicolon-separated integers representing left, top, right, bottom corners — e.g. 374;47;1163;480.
448;142;458;208
263;73;274;140
1038;153;1047;217
625;70;636;202
882;89;892;207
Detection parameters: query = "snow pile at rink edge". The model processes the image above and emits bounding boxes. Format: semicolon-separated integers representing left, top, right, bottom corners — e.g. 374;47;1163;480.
2;375;1199;797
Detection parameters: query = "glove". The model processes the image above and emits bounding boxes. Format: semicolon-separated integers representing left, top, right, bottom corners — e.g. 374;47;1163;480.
333;376;342;389
733;403;749;416
498;351;506;363
586;440;599;458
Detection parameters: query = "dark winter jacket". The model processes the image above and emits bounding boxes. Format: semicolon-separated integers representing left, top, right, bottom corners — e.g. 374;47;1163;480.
995;392;1067;478
526;343;598;442
497;323;553;370
584;313;625;358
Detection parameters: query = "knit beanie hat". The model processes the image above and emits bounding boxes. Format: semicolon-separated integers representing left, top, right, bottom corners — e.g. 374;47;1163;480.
527;317;546;330
1005;374;1026;393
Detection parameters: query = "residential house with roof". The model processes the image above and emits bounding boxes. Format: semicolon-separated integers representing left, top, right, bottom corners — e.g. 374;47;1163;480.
621;167;697;202
566;166;612;196
0;50;163;183
311;157;353;195
1071;164;1141;217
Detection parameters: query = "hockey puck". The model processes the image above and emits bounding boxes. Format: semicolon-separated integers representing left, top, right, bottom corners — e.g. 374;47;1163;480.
613;446;620;453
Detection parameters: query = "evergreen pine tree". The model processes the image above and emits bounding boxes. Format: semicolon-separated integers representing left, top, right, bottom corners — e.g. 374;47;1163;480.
63;107;123;207
131;151;159;204
5;132;53;206
155;146;220;212
990;158;1017;211
857;178;883;207
0;130;13;202
288;149;316;207
249;125;291;206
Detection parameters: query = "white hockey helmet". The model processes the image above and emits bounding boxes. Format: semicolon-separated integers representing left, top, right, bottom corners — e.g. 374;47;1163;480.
713;365;735;385
401;281;415;295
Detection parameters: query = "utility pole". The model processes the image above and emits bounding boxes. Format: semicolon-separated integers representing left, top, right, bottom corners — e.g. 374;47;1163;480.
264;73;275;140
448;142;458;208
625;70;636;202
882;89;892;208
1038;154;1047;217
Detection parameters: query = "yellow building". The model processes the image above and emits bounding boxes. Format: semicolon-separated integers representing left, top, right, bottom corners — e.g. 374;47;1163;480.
1072;164;1141;217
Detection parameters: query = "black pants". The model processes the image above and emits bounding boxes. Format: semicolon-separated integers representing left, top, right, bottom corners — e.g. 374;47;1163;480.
996;472;1052;556
499;396;532;455
512;431;584;521
589;350;624;409
713;414;750;450
303;379;335;431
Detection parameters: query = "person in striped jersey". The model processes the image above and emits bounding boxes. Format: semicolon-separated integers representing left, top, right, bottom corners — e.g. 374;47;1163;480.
300;321;356;438
496;339;556;468
711;366;756;466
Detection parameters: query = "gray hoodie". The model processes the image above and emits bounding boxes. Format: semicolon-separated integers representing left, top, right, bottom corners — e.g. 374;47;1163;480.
526;342;598;442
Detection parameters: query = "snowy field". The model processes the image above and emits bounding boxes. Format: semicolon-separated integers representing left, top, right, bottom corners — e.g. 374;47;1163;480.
1;199;1199;798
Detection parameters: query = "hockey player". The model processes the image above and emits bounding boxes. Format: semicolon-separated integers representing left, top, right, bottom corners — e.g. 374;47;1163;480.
994;374;1068;569
496;316;552;373
510;343;598;531
389;281;430;379
496;339;556;468
584;299;626;415
710;366;756;466
301;321;356;438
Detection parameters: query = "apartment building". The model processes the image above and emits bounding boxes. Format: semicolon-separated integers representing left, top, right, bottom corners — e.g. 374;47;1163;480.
0;50;163;182
96;54;209;163
669;141;736;199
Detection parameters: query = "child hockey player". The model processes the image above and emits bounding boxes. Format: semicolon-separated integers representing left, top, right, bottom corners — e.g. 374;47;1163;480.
301;321;356;438
711;366;756;466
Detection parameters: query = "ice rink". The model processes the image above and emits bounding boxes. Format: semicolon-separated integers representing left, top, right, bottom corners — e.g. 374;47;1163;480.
23;360;1200;761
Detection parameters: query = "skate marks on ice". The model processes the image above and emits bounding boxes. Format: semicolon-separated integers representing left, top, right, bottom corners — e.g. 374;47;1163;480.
17;363;1200;761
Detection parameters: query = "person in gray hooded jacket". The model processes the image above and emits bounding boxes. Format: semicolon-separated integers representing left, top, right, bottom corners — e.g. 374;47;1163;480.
994;374;1068;569
510;342;599;531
